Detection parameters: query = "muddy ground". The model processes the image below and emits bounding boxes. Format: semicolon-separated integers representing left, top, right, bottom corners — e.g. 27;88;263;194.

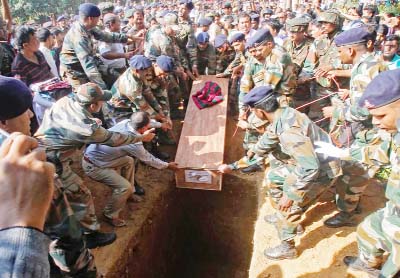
73;119;387;278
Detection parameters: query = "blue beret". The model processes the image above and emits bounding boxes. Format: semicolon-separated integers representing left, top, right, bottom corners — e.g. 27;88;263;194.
156;55;174;72
57;15;66;22
179;0;194;10
229;32;245;44
358;69;400;109
243;85;275;108
0;76;32;121
79;3;101;17
214;34;227;48
245;28;272;49
263;9;273;15
334;27;371;47
197;32;210;43
129;55;152;70
198;17;212;27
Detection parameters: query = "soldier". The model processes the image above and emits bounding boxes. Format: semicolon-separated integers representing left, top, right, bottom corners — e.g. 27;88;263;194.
219;85;341;260
214;34;236;74
108;55;166;125
35;82;155;249
283;17;314;110
196;17;213;36
0;77;96;277
60;3;142;90
216;32;247;78
317;69;400;278
196;32;217;75
319;28;388;228
303;10;350;127
123;8;146;55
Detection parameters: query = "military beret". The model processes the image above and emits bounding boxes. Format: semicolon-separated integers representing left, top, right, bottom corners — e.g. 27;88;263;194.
197;32;210;43
251;14;260;22
317;10;340;25
125;9;135;19
286;17;310;32
334;27;370;47
0;76;32;121
57;15;66;22
243;85;276;108
103;13;119;24
114;7;123;14
245;28;273;49
135;5;144;11
198;17;212;27
76;83;112;105
129;55;152;70
228;32;245;44
79;3;101;17
179;0;194;10
358;69;400;109
263;9;273;15
214;34;228;48
163;13;180;31
156;55;174;72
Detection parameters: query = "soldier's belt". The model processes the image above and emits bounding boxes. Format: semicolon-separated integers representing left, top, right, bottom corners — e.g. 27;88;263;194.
65;63;85;72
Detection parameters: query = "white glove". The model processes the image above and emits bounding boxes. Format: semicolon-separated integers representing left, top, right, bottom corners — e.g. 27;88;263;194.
314;141;350;159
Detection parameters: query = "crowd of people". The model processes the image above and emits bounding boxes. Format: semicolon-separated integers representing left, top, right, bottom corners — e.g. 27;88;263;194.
1;0;400;277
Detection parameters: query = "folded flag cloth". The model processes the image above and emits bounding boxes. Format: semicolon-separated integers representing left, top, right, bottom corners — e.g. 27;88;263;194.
192;81;224;110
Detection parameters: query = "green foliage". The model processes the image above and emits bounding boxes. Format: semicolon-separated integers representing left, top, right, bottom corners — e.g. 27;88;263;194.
375;167;392;181
378;3;400;15
8;0;95;23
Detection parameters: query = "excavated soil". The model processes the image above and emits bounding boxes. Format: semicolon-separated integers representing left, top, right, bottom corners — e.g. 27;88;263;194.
71;118;387;278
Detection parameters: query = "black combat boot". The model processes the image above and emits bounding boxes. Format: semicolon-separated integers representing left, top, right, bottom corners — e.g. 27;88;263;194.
343;256;380;278
324;211;356;228
84;231;117;249
264;240;298;260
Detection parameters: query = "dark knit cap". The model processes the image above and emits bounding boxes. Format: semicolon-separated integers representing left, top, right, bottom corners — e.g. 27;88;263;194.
0;77;32;121
79;3;101;17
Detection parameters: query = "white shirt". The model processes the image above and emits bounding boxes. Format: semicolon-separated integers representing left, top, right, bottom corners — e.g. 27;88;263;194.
39;45;59;78
99;30;126;69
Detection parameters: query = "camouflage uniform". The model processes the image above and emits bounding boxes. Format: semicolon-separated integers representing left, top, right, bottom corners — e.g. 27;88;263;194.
147;75;170;118
60;22;129;90
330;53;388;214
35;93;144;232
252;107;342;241
349;123;400;277
126;25;145;55
176;18;197;70
197;44;217;75
107;68;163;125
216;47;236;74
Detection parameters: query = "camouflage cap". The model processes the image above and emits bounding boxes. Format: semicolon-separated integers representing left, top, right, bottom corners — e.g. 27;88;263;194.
163;13;180;31
125;9;135;19
98;2;114;14
317;10;340;25
286;17;310;32
76;83;112;104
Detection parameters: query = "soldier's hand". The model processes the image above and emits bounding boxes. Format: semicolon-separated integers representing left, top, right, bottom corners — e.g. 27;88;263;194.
124;50;137;59
322;106;334;118
278;194;293;212
218;164;233;174
167;162;179;171
191;65;199;78
338;89;350;100
142;128;156;142
0;133;55;230
161;121;172;131
135;29;146;37
247;150;255;160
237;120;249;130
216;73;226;78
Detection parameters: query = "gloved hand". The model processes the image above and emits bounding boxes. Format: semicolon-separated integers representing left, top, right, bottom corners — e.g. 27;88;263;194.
314;141;351;160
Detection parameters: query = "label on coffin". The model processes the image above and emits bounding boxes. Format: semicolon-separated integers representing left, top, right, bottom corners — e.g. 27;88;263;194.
184;170;212;184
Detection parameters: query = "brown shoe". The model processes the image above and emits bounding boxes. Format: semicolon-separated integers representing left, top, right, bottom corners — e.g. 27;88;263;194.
103;213;127;227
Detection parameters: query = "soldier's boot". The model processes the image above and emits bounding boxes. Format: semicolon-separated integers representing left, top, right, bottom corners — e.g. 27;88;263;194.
324;211;357;228
264;213;304;235
264;240;298;260
343;256;380;278
84;231;117;249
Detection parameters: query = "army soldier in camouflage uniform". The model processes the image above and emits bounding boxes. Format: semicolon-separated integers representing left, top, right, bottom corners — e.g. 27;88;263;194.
107;55;166;125
283;17;313;109
35;82;155;249
219;85;341;260
303;10;350;127
122;8;146;55
60;3;142;90
0;77;96;277
196;32;217;75
319;28;388;228
317;70;400;278
214;34;236;74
